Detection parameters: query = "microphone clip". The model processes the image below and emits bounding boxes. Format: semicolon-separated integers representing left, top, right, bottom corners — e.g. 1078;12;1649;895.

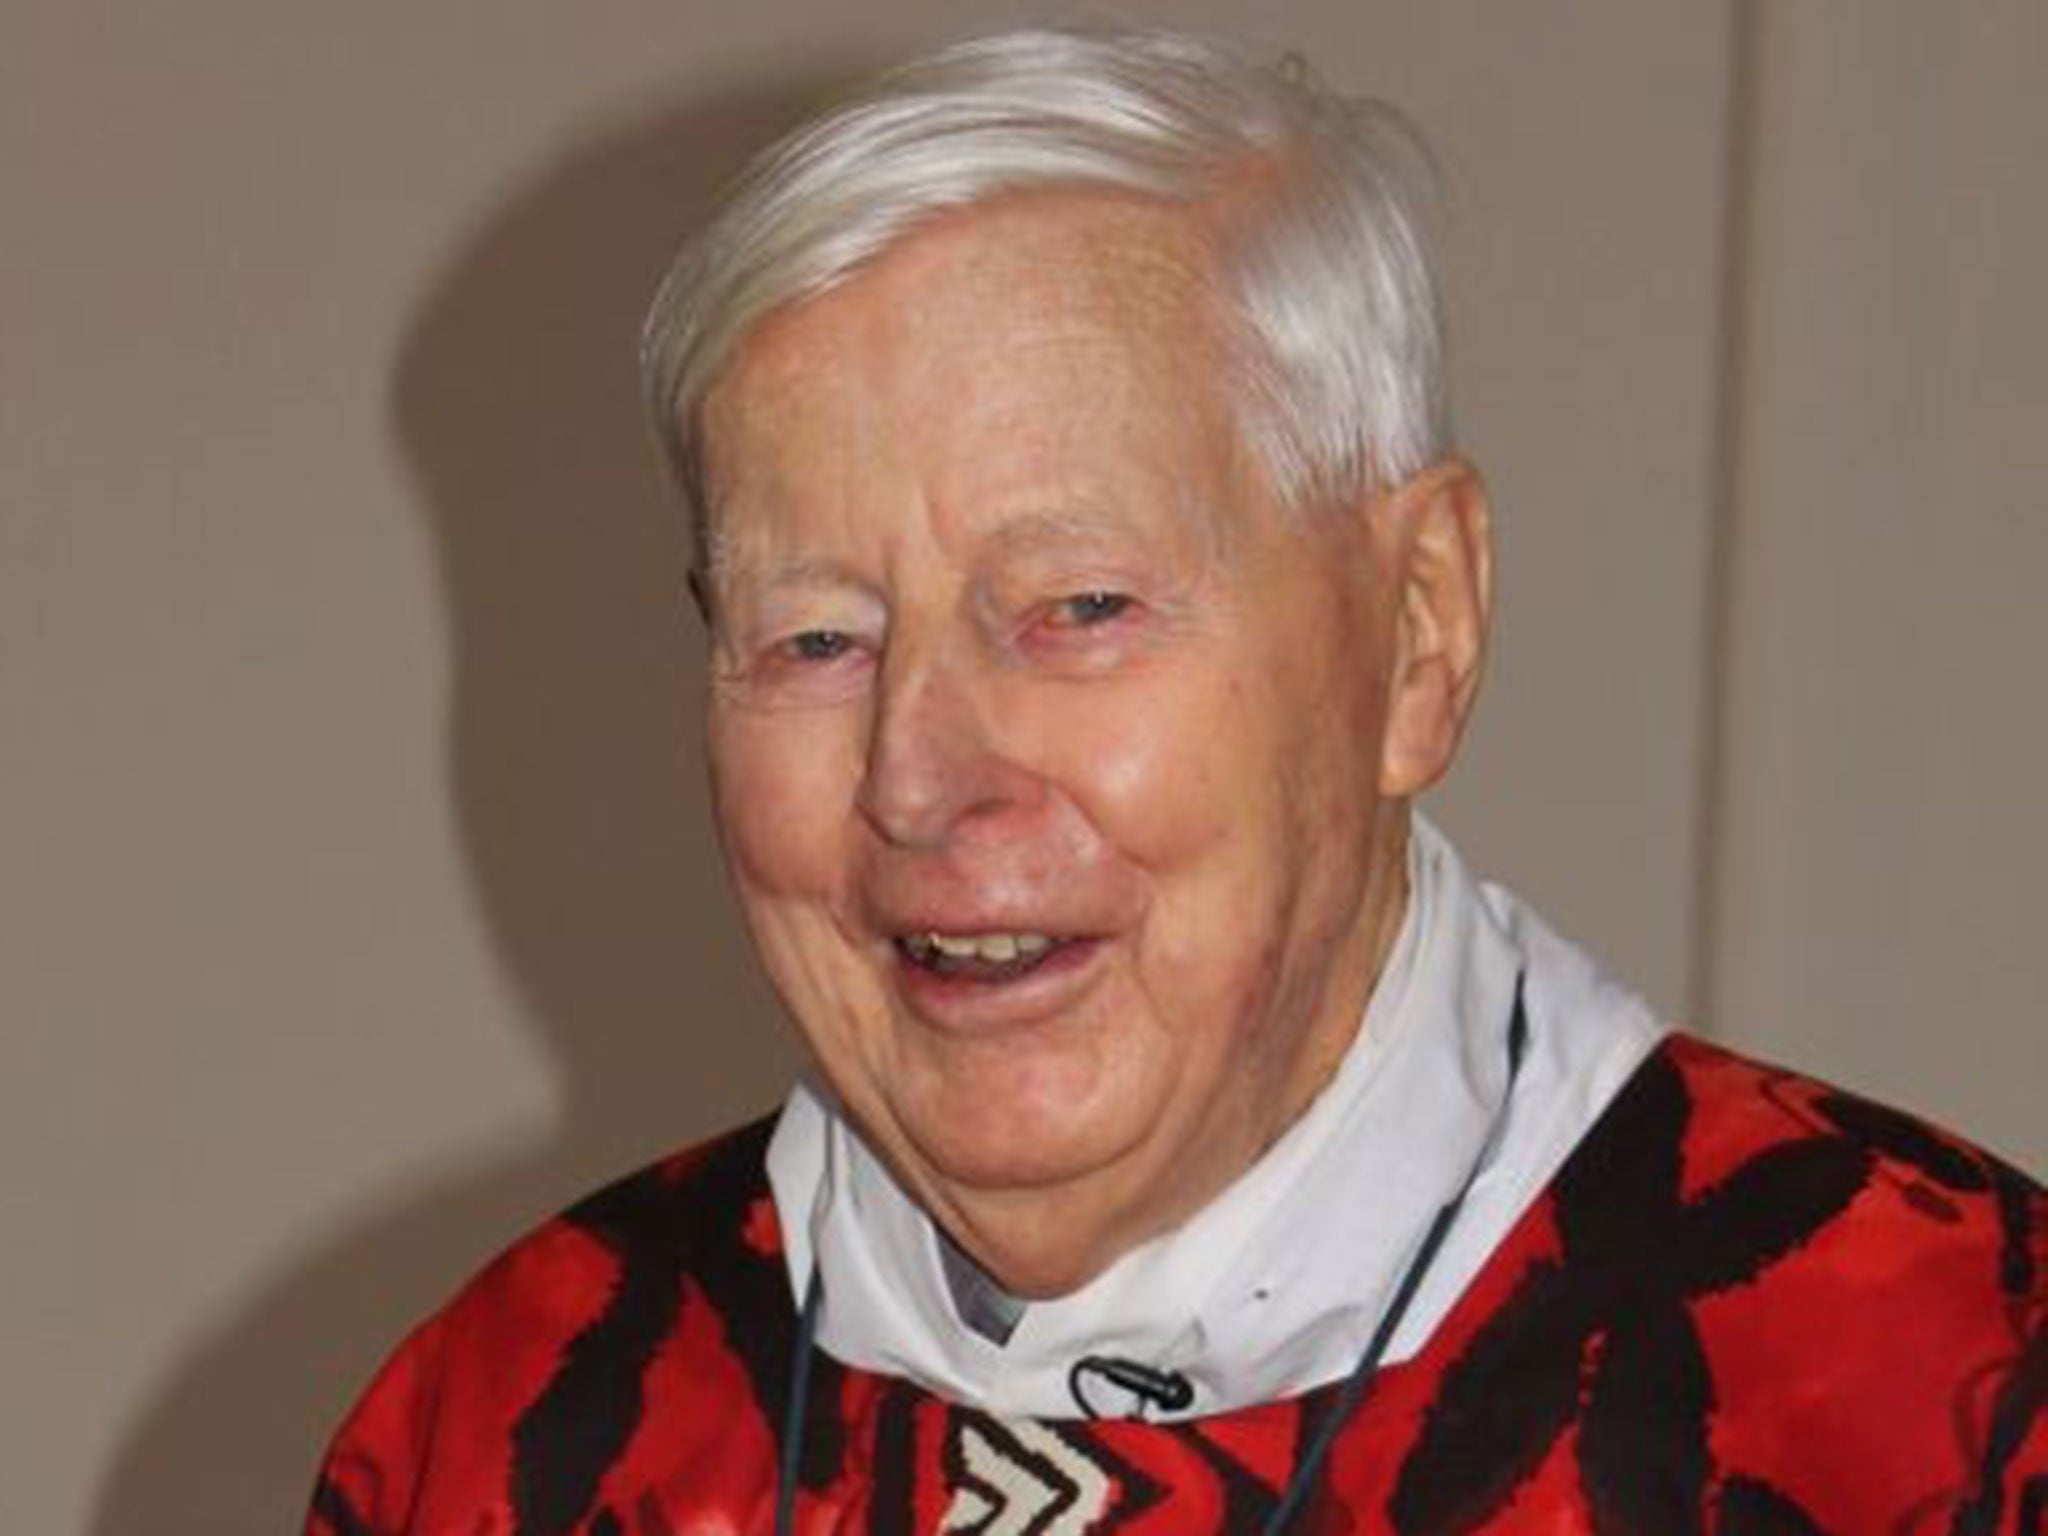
1068;1354;1196;1419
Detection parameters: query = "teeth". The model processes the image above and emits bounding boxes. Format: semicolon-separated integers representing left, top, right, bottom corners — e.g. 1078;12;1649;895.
915;932;1054;963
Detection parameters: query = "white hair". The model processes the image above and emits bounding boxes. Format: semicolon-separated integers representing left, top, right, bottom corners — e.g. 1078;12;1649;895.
641;25;1449;549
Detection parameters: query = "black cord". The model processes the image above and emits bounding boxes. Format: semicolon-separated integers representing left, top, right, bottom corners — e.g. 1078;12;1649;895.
775;1267;824;1536
1256;1187;1463;1533
1260;977;1528;1534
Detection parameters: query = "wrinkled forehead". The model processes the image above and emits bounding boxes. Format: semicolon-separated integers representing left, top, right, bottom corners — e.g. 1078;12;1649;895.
694;192;1252;577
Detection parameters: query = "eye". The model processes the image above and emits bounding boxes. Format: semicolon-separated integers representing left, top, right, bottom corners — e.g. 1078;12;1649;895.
785;629;854;662
1049;591;1135;628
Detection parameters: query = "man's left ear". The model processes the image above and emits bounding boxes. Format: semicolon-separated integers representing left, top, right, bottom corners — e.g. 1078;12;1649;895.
1374;457;1493;799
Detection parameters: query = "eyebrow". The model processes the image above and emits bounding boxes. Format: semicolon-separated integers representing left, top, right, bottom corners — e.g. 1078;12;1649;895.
988;499;1234;580
704;497;1222;601
704;544;867;598
977;507;1153;562
709;504;1140;587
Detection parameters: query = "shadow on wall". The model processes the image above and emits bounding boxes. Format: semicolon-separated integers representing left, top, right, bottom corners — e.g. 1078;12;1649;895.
88;76;845;1536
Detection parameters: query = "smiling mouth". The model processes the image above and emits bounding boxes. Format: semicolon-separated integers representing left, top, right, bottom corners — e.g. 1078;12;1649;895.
897;931;1071;982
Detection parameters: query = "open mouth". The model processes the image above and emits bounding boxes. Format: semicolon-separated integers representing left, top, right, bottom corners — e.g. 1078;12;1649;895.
896;931;1073;983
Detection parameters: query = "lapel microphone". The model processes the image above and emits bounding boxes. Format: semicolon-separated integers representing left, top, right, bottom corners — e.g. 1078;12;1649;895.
1068;1354;1197;1418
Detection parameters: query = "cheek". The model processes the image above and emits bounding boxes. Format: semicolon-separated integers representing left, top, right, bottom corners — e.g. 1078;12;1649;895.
1046;674;1296;1010
709;712;858;903
1046;672;1249;863
709;713;893;1090
1066;658;1379;1066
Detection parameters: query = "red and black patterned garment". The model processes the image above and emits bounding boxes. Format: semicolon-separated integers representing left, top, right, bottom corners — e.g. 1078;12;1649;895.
307;1037;2048;1535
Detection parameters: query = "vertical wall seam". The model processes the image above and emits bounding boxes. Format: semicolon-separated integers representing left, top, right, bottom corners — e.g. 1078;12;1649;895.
1684;0;1762;1033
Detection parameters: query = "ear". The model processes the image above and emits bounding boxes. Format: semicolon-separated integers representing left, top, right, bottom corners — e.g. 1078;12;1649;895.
1375;458;1493;799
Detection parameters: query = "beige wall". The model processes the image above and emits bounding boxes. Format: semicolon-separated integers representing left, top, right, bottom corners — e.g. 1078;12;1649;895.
3;3;2038;1531
1705;2;2048;1180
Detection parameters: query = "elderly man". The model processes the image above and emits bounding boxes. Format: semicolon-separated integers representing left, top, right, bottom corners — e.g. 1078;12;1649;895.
309;27;2045;1536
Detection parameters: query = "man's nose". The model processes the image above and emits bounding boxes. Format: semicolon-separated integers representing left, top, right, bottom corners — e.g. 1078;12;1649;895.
856;648;1039;849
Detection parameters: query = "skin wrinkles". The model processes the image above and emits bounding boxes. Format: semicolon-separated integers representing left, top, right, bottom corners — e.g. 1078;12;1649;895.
694;189;1490;1295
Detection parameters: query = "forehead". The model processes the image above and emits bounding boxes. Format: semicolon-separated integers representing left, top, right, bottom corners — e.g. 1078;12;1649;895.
697;192;1245;573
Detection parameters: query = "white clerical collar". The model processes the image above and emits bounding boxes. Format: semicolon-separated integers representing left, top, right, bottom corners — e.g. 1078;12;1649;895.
766;815;1664;1419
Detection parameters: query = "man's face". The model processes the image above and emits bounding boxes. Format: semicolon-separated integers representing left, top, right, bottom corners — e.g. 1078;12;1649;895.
699;194;1418;1293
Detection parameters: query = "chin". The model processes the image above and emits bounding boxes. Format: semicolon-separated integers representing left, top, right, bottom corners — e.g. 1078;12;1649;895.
893;1088;1152;1199
908;1113;1192;1298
